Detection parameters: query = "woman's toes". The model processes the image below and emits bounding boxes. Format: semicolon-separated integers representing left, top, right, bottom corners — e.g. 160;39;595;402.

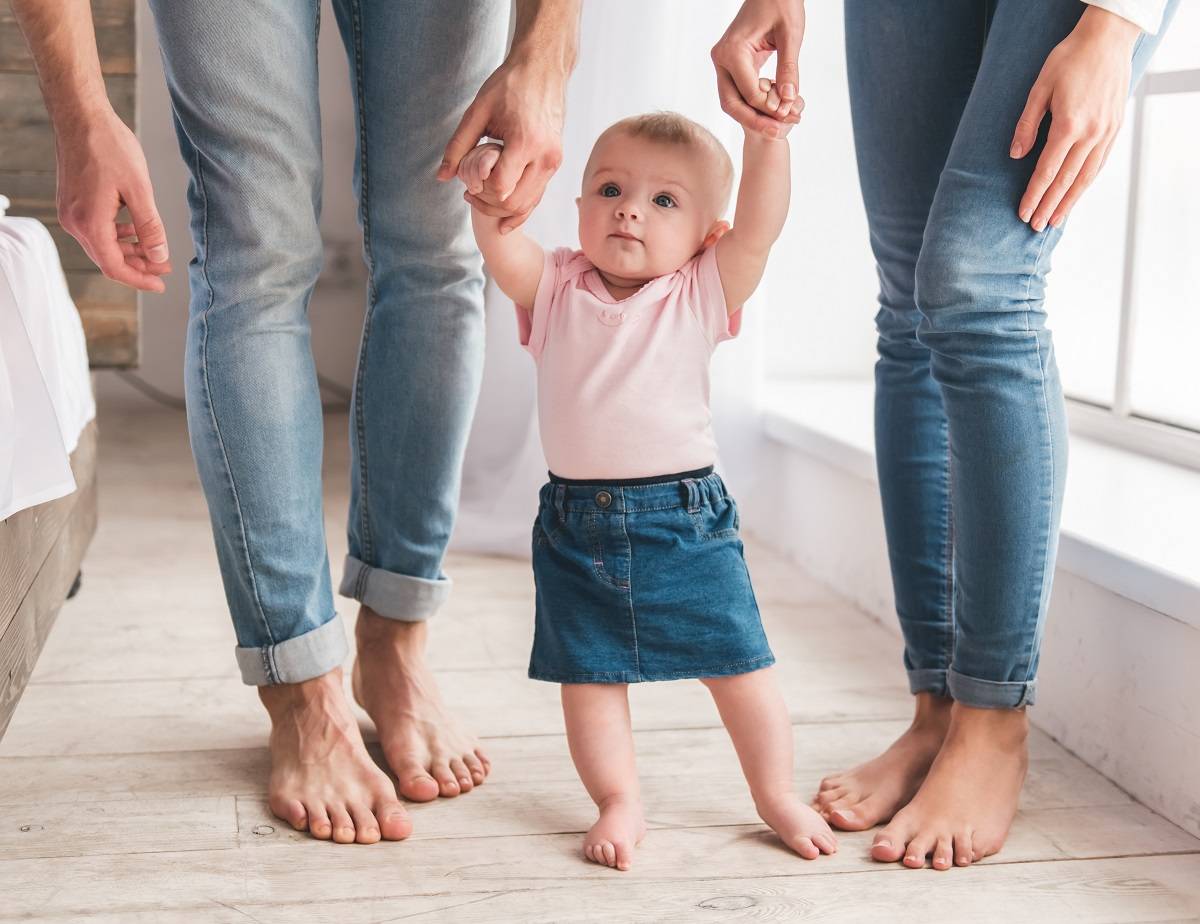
350;805;381;845
269;796;308;832
932;837;954;870
475;748;492;777
818;775;843;792
870;825;907;862
954;832;974;867
376;799;413;841
329;807;356;845
308;804;333;840
449;758;474;792
430;762;461;797
903;834;935;869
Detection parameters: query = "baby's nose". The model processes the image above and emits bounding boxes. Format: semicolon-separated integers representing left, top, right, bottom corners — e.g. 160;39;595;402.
616;203;642;220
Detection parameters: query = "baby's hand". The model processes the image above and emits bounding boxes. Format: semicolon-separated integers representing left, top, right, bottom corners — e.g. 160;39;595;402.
457;142;503;195
755;77;801;136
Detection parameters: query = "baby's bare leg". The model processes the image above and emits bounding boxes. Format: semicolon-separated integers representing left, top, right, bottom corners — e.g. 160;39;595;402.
702;668;837;860
561;683;647;871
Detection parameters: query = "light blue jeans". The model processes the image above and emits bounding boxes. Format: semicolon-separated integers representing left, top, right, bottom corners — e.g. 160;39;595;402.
845;0;1175;708
147;0;507;684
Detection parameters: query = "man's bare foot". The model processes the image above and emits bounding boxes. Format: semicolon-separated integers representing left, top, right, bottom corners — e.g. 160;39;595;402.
584;795;646;871
352;606;490;802
813;692;952;830
259;667;412;844
871;703;1029;870
756;791;838;860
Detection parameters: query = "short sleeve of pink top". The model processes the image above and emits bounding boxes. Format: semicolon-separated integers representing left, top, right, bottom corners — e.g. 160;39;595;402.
516;245;741;480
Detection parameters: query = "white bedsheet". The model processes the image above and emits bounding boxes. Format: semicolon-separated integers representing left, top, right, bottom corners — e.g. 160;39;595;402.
0;195;96;521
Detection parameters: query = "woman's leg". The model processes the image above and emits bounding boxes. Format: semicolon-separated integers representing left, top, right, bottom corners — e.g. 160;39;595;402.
703;670;837;860
561;684;646;871
148;0;408;843
328;0;507;802
871;0;1174;868
815;0;987;831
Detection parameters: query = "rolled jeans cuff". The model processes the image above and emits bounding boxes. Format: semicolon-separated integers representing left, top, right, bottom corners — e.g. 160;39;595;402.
906;667;950;699
948;668;1037;709
234;612;349;686
338;555;451;621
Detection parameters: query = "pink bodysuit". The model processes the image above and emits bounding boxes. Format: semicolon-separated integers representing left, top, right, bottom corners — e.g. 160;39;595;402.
517;245;741;480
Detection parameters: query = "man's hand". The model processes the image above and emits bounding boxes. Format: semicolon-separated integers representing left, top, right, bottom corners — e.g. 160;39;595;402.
713;0;806;138
438;1;579;234
1011;6;1141;232
56;109;172;292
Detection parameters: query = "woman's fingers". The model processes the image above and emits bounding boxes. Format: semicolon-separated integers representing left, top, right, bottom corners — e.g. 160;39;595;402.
1048;138;1110;228
1018;118;1076;227
716;68;795;137
1010;82;1050;160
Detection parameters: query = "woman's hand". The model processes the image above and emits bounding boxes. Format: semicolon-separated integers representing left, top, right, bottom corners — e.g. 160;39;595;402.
1011;6;1141;232
438;56;567;233
712;0;806;138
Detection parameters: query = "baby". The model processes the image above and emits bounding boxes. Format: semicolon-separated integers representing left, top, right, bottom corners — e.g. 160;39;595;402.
457;109;836;870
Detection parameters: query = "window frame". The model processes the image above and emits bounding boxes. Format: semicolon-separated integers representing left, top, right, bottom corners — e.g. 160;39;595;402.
1065;67;1200;472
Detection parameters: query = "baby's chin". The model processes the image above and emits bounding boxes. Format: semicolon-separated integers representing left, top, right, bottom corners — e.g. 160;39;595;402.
584;243;687;282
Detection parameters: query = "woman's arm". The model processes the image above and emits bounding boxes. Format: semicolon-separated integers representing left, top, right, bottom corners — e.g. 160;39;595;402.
715;130;792;311
1010;5;1144;232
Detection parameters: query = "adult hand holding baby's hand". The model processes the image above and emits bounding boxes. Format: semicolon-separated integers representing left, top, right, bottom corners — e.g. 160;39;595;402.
458;143;503;196
713;0;805;138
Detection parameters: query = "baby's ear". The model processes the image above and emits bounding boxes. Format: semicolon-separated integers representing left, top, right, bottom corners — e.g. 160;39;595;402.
702;220;732;250
575;196;582;210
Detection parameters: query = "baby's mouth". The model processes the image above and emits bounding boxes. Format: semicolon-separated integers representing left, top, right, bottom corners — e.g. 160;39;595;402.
609;231;642;244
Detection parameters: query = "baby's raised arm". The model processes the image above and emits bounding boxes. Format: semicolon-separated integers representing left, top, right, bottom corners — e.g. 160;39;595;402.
459;143;545;310
714;129;792;311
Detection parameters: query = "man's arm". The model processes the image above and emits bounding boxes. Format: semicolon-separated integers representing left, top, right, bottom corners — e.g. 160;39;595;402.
10;0;171;291
439;0;581;232
715;131;792;311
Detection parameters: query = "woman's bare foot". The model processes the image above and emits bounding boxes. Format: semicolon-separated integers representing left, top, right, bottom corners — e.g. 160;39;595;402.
813;692;952;830
871;703;1029;870
259;667;412;844
584;796;646;871
756;791;839;859
352;606;490;802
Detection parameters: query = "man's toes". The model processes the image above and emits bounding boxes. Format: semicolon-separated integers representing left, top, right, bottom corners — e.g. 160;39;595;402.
393;759;441;802
953;832;974;867
307;804;333;840
449;758;474;793
329;807;356;845
269;796;308;832
464;753;487;786
349;805;381;845
871;822;909;862
932;836;954;870
430;761;462;797
830;794;885;831
375;799;413;841
903;833;936;869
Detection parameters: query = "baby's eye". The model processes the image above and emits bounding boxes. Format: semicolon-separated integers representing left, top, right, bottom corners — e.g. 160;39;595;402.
653;194;676;209
601;184;620;198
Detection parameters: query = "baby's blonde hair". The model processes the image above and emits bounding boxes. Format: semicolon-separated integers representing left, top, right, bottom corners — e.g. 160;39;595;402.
605;111;734;214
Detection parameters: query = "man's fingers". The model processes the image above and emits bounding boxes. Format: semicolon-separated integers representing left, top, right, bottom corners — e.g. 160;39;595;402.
497;161;552;218
1047;141;1106;229
776;33;801;107
498;208;534;235
463;191;514;218
126;186;170;263
1019;119;1074;224
83;220;166;292
726;50;774;119
440;105;489;181
1011;82;1049;160
118;240;173;274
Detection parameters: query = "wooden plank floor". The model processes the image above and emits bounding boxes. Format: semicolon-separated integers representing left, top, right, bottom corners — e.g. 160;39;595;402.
2;402;1198;923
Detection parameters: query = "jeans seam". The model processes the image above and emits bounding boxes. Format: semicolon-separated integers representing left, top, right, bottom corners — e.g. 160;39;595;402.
619;507;640;676
1021;227;1057;684
942;431;956;674
348;0;377;566
194;147;276;671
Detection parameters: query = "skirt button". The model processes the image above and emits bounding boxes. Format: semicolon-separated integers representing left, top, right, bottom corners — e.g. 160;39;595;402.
595;490;612;508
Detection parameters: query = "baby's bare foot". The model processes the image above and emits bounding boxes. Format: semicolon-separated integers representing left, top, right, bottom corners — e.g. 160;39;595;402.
756;792;838;860
871;704;1028;870
259;668;412;844
583;796;646;871
814;692;951;830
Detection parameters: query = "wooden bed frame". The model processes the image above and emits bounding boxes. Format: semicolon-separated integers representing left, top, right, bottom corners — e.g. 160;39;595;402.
0;420;98;739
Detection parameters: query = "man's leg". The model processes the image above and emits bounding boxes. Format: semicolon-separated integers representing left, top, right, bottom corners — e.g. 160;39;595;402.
815;0;985;832
870;0;1174;869
328;0;508;800
148;0;408;842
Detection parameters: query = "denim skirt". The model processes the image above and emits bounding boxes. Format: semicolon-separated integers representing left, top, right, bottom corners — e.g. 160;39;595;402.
528;467;774;684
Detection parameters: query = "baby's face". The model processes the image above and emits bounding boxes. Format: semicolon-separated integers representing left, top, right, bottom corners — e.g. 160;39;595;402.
578;131;724;284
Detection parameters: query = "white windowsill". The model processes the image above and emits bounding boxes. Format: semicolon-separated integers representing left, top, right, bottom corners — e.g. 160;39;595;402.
762;380;1200;631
